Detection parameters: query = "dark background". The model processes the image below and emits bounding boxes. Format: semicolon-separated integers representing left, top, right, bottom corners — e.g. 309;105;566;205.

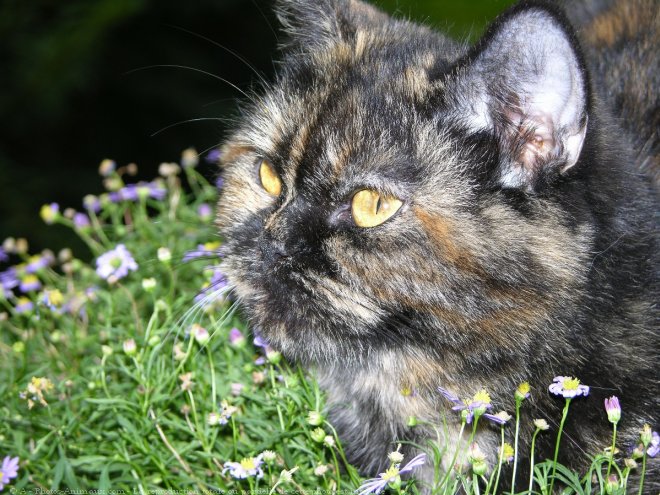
0;0;514;255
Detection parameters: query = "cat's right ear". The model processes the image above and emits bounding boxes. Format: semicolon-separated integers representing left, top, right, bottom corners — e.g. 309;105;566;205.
444;3;590;191
275;0;389;52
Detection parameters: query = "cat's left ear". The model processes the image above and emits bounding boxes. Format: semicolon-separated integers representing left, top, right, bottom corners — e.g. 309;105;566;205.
446;4;590;190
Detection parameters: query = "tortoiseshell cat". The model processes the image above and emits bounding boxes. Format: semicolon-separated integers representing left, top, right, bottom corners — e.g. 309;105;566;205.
217;0;658;490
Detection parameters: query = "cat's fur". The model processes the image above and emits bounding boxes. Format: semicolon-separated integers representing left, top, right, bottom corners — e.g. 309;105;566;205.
217;0;658;490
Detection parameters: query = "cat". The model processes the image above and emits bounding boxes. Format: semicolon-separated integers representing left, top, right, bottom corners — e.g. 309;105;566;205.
216;0;658;491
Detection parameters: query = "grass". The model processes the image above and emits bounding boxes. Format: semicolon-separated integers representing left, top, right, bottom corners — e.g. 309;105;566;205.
0;151;654;494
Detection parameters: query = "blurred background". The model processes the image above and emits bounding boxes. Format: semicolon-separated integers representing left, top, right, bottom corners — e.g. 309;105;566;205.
0;0;514;255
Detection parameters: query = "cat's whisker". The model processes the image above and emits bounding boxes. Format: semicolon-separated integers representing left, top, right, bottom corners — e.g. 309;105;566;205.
124;65;250;99
165;24;271;89
150;117;236;138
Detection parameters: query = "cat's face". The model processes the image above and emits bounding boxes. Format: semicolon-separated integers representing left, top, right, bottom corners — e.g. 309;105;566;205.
217;0;593;372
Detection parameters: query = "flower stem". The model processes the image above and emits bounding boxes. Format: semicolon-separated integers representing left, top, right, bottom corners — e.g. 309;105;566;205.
510;399;522;493
438;421;466;490
606;423;617;480
638;451;647;495
548;398;571;495
528;428;540;494
486;425;505;495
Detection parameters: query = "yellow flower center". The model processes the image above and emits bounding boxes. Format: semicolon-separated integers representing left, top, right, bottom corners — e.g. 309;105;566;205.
517;382;530;395
563;377;580;390
240;458;256;471
203;241;221;251
382;466;400;481
472;390;491;404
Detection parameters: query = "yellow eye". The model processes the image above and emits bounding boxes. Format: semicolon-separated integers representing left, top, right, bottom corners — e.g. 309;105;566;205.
259;160;282;196
351;189;402;228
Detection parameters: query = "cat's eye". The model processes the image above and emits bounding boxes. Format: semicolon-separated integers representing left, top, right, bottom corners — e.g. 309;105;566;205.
259;159;282;197
351;189;402;228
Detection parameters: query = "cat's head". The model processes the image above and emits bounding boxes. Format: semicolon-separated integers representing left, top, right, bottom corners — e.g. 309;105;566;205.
216;0;594;371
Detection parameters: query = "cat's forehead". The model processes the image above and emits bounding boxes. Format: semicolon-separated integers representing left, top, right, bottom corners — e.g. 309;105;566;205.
242;36;458;197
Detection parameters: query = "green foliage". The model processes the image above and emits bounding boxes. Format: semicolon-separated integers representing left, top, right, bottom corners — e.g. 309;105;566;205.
0;152;651;493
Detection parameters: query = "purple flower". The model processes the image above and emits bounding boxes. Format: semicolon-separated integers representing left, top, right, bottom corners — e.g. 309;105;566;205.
15;297;33;314
83;195;101;213
197;203;213;221
356;453;426;495
183;242;222;262
215;176;224;189
19;275;42;292
205;148;222;164
96;244;138;282
223;455;264;479
604;396;621;424
0;455;19;490
0;269;19;290
25;253;54;273
229;328;245;347
111;182;166;203
193;266;227;305
0;248;7;263
253;331;269;350
438;387;498;424
73;213;91;229
648;431;660;458
548;376;590;399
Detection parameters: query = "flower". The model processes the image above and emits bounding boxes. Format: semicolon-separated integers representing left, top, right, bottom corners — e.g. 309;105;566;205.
197;203;213;221
231;383;244;396
96;244;138;282
261;450;277;464
515;382;531;401
191;324;210;345
355;453;426;495
42;289;64;309
40;203;60;224
179;372;194;392
0;247;8;263
183;241;222;261
25;253;54;273
223;455;264;479
14;297;33;314
207;412;221;426
314;464;329;476
605;474;619;494
19;274;42;292
0;456;19;490
310;428;325;443
501;443;515;463
73;212;91;229
157;247;172;263
307;410;324;426
142;278;157;292
218;400;238;425
323;435;335;448
604;396;621;424
647;431;659;457
194;266;228;306
438;387;502;424
98;159;116;176
466;443;491;475
533;418;550;431
228;328;245;347
205;148;222;164
181;147;199;168
83;194;101;213
387;447;404;465
21;377;54;409
548;376;589;398
158;162;180;177
123;339;137;356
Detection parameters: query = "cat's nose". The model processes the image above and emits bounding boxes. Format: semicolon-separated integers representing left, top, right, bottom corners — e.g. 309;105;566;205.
259;232;290;267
